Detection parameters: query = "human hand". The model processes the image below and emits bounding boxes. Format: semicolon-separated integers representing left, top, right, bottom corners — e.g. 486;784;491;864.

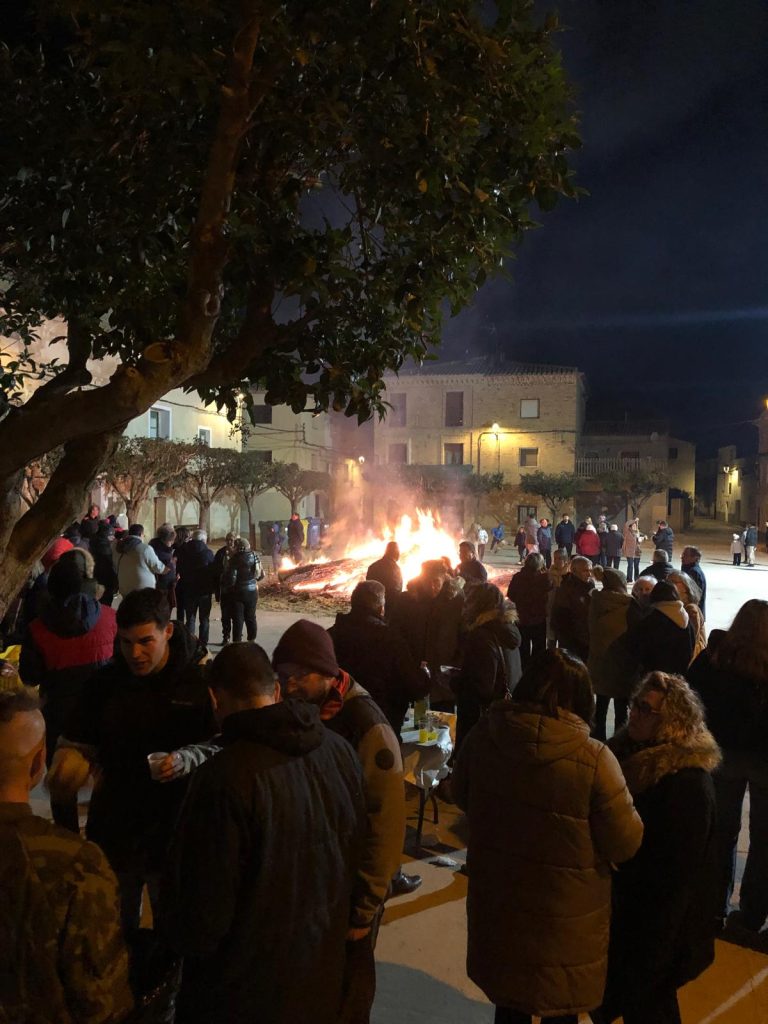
346;926;372;942
149;751;184;783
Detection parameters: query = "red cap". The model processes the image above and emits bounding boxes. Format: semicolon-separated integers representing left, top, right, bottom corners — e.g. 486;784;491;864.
41;537;75;571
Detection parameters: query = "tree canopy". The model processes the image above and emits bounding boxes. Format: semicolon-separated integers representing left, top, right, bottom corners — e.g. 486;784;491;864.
597;467;671;518
270;462;330;515
520;471;581;520
0;0;579;614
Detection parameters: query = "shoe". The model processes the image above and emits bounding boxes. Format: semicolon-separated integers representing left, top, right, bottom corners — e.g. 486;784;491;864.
390;871;422;897
726;909;764;933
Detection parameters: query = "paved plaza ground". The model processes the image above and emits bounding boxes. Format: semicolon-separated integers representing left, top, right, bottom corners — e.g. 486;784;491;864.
30;518;768;1022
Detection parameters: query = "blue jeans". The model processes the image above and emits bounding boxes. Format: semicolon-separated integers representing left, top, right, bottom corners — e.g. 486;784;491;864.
714;750;768;926
626;557;640;582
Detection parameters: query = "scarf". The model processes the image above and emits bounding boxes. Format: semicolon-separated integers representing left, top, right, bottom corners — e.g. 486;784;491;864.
320;669;352;721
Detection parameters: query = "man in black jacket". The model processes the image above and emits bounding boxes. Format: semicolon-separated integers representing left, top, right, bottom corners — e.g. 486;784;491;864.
555;514;576;556
550;556;595;661
176;529;215;644
639;549;676;582
47;588;215;933
652;520;675;559
163;643;366;1024
365;542;403;617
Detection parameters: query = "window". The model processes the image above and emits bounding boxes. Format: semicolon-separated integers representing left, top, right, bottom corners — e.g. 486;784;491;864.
445;391;464;427
519;447;538;467
388;443;408;465
148;406;171;440
251;404;272;424
518;505;537;524
389;392;407;427
444;443;464;466
197;427;212;446
520;399;540;419
668;447;678;460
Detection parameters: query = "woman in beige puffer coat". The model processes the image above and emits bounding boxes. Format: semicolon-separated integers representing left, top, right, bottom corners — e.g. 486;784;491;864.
453;649;643;1023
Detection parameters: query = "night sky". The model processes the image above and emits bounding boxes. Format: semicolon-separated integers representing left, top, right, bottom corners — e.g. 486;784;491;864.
442;0;768;455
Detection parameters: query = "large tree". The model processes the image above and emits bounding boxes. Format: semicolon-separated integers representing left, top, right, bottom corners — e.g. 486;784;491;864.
182;442;239;534
270;462;330;516
102;437;192;525
597;467;671;519
0;1;579;614
227;451;276;545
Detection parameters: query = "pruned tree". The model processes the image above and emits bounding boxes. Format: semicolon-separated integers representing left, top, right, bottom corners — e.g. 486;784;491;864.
463;471;505;517
102;437;191;525
227;452;275;546
182;442;239;535
597;467;670;519
0;1;579;615
520;471;581;521
270;462;330;516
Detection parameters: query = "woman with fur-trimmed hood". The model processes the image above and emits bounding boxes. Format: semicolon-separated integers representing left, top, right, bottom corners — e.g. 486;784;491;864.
454;582;522;752
597;672;721;1024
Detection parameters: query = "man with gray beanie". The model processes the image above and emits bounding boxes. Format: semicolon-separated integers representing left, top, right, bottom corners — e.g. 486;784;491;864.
272;619;405;1024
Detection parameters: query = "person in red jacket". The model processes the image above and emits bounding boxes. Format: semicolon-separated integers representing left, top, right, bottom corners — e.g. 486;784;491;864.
20;548;117;831
575;521;601;565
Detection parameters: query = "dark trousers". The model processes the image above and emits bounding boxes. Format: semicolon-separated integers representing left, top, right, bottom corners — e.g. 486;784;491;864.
714;751;768;927
519;622;547;668
231;593;257;642
115;869;161;936
219;597;232;642
733;554;742;566
338;908;382;1024
183;593;212;645
494;1008;577;1024
478;543;486;561
595;987;681;1024
541;550;552;568
625;556;640;582
593;695;629;742
562;543;573;557
609;556;621;569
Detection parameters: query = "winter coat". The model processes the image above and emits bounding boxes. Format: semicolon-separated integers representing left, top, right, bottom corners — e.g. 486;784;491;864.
176;539;215;598
365;555;403;613
730;536;743;555
90;534;119;596
576;526;601;558
220;550;263;600
622;525;642;560
681;561;707;618
149;538;177;590
515;529;528;553
536;525;552;553
453;702;643;1017
603;729;720;1016
21;596;117;757
746;526;758;547
114;535;165;596
638;560;675;582
506;569;553;627
457;558;488;585
688;632;768;753
555;520;576;547
163;701;367;1024
588;589;632;698
211;544;231;600
652;526;674;556
287;517;304;546
323;678;405;926
623;601;695;676
328;610;430;735
524;518;539;545
455;609;522;751
492;524;505;542
62;623;214;873
550;574;595;660
604;530;623;559
390;578;465;703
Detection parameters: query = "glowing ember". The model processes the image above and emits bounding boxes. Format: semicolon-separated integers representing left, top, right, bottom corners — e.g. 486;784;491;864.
280;510;503;596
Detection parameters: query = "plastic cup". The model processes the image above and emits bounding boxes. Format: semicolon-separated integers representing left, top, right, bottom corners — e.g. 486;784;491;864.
147;752;169;780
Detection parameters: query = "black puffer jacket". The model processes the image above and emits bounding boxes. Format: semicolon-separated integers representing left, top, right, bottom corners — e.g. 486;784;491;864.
688;631;768;752
163;701;366;1024
63;623;213;873
220;550;263;600
328;610;429;735
176;540;215;598
455;609;522;751
550;574;595;661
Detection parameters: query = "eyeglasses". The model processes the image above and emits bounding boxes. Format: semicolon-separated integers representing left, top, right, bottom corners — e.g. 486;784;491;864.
631;697;663;717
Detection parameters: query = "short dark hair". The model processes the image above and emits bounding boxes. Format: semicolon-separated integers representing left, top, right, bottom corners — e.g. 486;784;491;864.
513;648;594;726
116;588;171;629
0;689;40;721
129;523;144;537
208;643;276;700
157;524;176;544
459;540;476;556
682;545;701;563
351;580;385;615
384;541;399;560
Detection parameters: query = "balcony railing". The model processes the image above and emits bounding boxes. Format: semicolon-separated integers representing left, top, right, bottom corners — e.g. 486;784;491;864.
576;456;667;478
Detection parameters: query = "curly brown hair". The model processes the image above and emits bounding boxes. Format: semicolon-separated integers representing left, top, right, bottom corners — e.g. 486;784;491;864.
635;671;708;745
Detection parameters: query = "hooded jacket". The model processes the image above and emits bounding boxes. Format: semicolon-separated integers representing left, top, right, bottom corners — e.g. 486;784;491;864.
652;526;675;556
114;534;165;596
603;728;720;1016
328;609;429;735
176;539;215;598
550;574;595;660
62;623;213;873
453;702;643;1017
555;520;576;547
455;607;522;751
163;701;366;1024
506;567;553;627
624;600;695;676
576;525;601;558
587;587;631;698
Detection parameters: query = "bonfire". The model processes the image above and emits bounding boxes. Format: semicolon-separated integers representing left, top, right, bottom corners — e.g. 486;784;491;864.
276;511;512;597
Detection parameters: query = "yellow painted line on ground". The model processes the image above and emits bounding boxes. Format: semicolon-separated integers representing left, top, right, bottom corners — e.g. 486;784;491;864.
696;964;768;1024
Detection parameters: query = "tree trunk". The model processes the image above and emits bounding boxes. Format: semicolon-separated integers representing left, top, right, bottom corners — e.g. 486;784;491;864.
125;498;140;526
199;500;211;534
247;505;256;549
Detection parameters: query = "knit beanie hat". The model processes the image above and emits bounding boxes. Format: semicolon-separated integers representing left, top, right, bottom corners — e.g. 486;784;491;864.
272;619;340;678
41;537;74;571
650;581;678;604
601;567;627;593
48;549;91;601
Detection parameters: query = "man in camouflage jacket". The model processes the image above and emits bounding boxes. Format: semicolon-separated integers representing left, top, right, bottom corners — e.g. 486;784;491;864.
0;689;133;1023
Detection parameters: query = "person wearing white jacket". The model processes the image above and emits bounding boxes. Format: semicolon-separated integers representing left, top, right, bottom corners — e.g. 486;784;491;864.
113;524;166;596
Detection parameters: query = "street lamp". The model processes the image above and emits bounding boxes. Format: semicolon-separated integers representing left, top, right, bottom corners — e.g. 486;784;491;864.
477;425;501;474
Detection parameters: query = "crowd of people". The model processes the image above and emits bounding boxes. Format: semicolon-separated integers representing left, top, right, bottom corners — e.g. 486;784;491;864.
1;505;767;1024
